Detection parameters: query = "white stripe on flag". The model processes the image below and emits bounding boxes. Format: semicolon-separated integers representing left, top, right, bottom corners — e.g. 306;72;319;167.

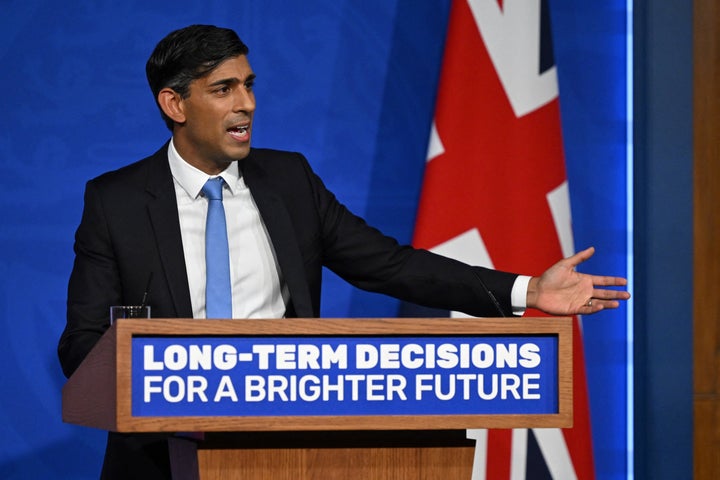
547;181;575;258
467;429;488;480
510;429;529;480
533;428;578;479
427;120;445;162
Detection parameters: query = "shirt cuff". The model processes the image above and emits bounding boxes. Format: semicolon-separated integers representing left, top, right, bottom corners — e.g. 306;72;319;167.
511;275;532;315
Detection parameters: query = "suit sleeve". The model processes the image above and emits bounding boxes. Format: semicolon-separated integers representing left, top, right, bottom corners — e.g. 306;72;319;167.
297;157;520;317
58;180;122;378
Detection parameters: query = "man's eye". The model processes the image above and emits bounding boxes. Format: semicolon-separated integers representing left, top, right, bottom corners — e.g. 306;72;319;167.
245;81;255;91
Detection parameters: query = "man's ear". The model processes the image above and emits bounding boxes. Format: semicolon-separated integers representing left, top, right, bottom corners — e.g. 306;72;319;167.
157;88;186;125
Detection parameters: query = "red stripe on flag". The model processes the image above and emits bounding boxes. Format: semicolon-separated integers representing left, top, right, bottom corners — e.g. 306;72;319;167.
486;430;513;478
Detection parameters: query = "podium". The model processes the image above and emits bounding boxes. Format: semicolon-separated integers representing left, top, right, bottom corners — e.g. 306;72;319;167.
62;317;572;479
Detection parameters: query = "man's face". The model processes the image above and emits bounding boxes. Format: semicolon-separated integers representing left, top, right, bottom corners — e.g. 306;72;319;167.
172;55;256;174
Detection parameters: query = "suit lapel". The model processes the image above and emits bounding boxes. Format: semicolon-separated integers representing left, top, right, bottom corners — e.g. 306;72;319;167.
143;146;194;318
140;146;314;319
242;156;315;318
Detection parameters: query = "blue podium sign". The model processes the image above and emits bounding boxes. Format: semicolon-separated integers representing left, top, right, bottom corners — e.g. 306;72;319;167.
131;334;559;418
61;318;572;432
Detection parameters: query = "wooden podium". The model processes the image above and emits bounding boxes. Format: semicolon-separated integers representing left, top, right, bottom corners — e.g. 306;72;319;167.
62;317;572;479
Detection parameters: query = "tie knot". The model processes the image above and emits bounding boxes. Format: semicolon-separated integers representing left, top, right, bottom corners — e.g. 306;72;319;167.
202;177;224;201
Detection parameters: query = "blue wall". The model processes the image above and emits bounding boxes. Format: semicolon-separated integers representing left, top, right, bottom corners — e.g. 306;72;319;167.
552;3;632;478
633;1;694;479
0;1;687;478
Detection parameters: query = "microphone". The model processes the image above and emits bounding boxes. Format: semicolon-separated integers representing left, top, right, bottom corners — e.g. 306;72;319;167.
140;271;154;309
473;270;508;318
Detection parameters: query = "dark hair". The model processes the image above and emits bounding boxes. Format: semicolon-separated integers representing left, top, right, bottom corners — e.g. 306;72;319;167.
145;25;249;131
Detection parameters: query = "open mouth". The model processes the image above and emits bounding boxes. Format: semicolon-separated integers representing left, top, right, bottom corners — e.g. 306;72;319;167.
227;125;250;141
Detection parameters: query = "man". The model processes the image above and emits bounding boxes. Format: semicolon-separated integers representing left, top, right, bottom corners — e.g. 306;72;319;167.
58;25;629;479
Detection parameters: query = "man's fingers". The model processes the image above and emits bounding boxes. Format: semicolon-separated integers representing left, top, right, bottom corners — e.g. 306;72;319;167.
592;299;619;310
564;246;595;268
592;288;631;300
591;275;629;287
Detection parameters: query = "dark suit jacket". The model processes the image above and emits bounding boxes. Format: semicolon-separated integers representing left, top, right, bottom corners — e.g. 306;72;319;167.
58;143;519;478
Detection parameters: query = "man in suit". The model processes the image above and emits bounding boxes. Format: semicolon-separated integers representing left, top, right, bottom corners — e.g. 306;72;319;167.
58;24;629;479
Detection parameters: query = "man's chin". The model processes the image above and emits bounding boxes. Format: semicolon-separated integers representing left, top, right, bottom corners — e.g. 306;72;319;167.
228;144;251;161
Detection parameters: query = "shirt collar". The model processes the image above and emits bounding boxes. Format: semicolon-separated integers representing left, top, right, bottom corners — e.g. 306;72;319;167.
167;139;244;199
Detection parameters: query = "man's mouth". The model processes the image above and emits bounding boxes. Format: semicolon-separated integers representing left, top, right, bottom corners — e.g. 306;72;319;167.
227;125;250;141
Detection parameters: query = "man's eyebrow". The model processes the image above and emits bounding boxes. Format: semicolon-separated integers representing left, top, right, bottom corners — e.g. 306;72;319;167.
208;73;256;87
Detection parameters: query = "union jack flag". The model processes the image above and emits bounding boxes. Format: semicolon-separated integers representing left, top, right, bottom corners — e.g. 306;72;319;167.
413;1;595;478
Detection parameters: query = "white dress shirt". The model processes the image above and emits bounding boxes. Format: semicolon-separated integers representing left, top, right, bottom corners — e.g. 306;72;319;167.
511;275;530;315
167;140;288;319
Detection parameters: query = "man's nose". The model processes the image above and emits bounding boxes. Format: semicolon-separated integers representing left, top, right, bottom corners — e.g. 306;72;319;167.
233;88;255;112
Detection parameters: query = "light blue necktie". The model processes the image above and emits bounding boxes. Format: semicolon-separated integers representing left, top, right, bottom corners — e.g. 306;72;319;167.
201;178;232;318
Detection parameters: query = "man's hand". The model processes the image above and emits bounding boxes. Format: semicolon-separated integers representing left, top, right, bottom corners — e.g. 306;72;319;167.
526;246;630;315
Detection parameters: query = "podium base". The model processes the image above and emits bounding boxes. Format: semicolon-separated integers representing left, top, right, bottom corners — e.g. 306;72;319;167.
196;430;475;479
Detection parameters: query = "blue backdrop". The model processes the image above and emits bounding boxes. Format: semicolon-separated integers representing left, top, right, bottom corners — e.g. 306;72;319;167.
0;1;636;478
